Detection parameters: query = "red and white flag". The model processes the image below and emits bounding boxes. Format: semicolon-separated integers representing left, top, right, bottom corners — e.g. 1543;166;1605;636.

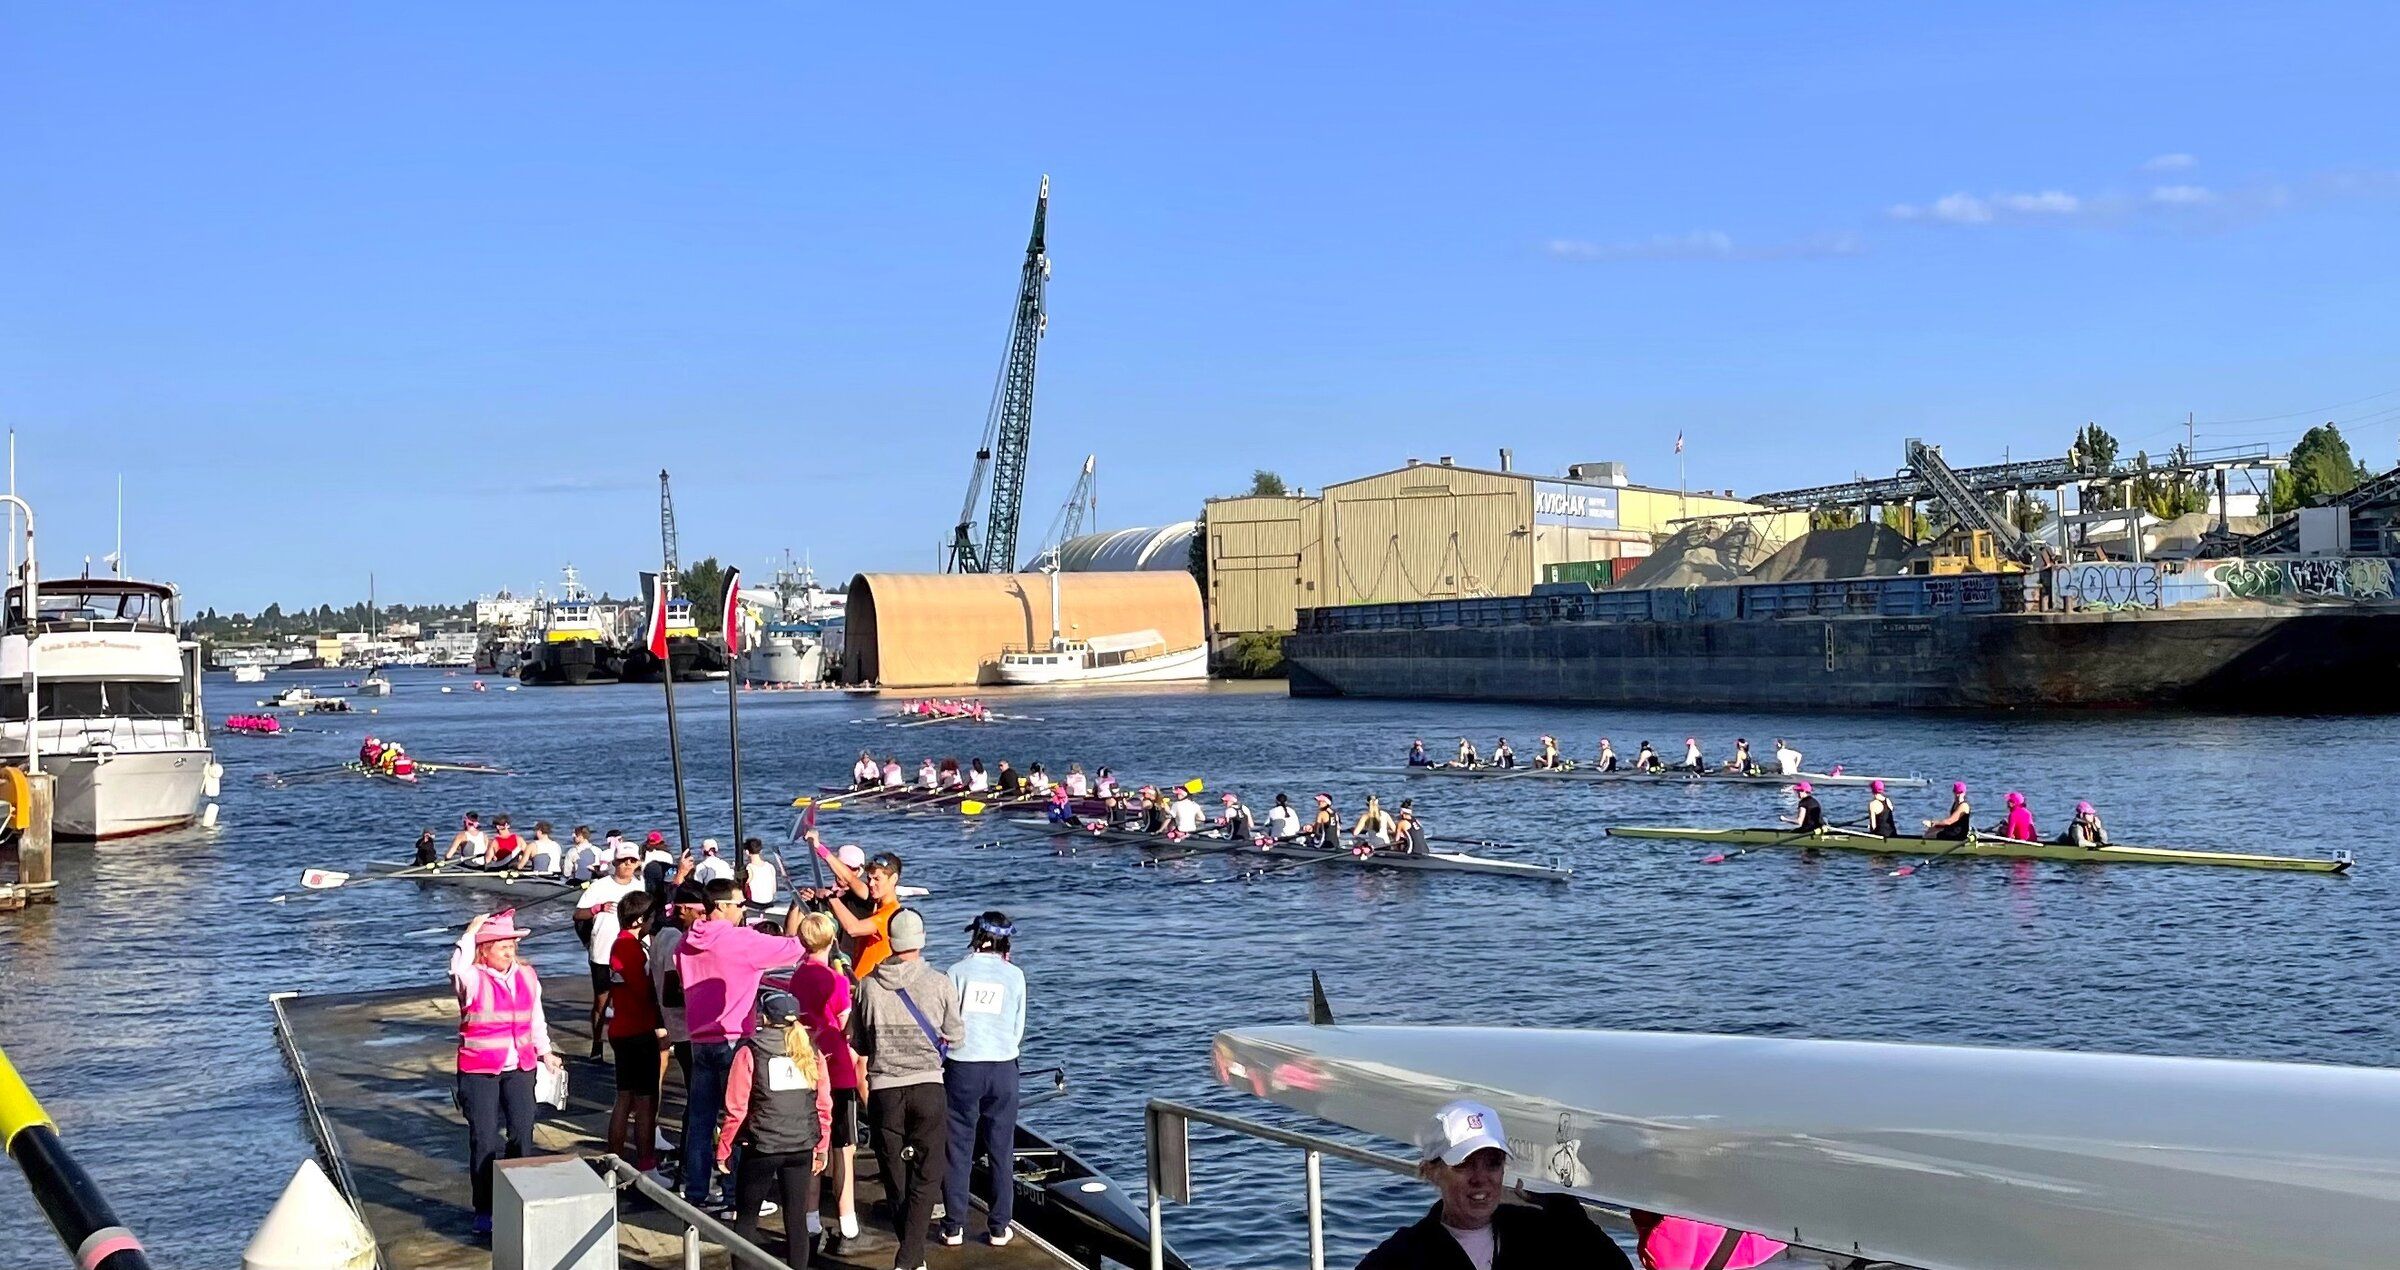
719;567;743;657
645;572;670;659
1675;432;1685;454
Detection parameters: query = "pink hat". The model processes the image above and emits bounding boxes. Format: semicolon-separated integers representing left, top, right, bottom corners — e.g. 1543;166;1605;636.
475;911;527;944
2005;791;2024;805
1869;780;1885;793
645;830;666;846
1793;782;1813;794
2077;801;2094;814
837;844;867;869
1220;793;1237;804
1952;782;1968;794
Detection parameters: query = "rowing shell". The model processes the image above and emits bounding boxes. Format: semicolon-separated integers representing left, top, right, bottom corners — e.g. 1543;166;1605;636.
1002;819;1572;882
367;861;580;897
1360;765;1922;789
1603;826;2353;873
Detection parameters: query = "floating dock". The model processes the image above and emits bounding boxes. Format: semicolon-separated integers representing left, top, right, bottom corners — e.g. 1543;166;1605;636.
274;971;1087;1269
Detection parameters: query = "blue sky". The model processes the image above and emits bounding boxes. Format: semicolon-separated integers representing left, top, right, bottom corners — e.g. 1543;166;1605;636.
3;3;2395;611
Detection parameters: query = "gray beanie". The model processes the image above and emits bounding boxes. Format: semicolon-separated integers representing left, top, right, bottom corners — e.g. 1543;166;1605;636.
887;907;926;953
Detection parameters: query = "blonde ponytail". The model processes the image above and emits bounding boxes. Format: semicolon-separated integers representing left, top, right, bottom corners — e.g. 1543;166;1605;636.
781;1020;821;1085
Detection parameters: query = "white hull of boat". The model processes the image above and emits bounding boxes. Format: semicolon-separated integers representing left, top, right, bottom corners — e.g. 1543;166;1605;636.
45;747;210;839
740;637;824;686
357;678;392;697
230;665;266;684
995;642;1207;686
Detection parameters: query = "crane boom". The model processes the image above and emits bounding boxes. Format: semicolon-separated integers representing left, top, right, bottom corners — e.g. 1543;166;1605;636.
948;175;1051;573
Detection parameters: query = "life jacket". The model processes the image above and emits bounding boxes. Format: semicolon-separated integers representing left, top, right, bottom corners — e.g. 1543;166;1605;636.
1638;1215;1787;1270
392;755;415;777
738;1033;823;1155
458;963;541;1074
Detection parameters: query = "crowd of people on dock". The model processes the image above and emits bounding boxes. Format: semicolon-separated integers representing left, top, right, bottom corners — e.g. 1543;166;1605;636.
446;815;1028;1268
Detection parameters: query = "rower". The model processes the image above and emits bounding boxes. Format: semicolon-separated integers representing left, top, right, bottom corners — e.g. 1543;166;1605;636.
1864;781;1899;837
483;815;525;870
1390;805;1428;856
1406;739;1432;768
1491;738;1516;770
1534;736;1559;769
1995;791;2037;843
994;760;1027;797
967;758;991;793
1064;763;1090;797
878;756;904;789
1634;741;1663;773
2058;801;2110;849
564;825;604;882
938;757;964;790
1722;738;1752;774
1167;787;1204;836
1027;762;1052;793
1773;738;1804;776
522;821;562;876
1454;737;1479;768
1922;782;1972;841
1350;795;1395;846
1219;793;1256;841
1308;794;1341;849
1779;782;1825;832
852;750;879;790
444;812;487;863
1265;793;1301;841
1681;737;1704;774
916;758;940;791
1138;788;1169;834
1595;738;1618;772
1045;785;1075;825
1093;766;1117;798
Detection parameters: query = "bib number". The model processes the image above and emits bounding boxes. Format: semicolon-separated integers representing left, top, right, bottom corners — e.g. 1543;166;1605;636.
964;982;1006;1016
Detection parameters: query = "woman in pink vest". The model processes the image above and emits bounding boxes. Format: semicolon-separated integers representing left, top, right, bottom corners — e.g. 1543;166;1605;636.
450;910;562;1237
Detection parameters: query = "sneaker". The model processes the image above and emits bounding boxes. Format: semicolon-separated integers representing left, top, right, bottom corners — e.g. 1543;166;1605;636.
838;1212;860;1239
940;1225;965;1246
988;1228;1014;1246
471;1213;494;1238
759;1200;779;1218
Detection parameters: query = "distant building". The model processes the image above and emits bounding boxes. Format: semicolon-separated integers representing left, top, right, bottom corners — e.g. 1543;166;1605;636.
1029;522;1198;573
1203;457;1804;640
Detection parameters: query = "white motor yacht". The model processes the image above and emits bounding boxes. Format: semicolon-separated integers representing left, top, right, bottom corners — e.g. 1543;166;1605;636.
995;565;1206;686
0;577;216;839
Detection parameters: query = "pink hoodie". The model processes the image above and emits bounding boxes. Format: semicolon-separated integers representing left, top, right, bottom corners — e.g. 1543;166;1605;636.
673;918;803;1044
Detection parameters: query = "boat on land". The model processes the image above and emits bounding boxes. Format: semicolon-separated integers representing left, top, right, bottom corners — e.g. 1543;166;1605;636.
1362;764;1922;788
1003;818;1573;882
1604;824;2353;873
1203;1012;2400;1270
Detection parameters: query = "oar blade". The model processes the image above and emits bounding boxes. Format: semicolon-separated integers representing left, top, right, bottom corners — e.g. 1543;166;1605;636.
959;800;986;816
301;869;352;889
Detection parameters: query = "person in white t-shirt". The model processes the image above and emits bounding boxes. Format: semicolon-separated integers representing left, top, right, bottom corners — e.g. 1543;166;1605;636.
740;838;777;907
690;838;734;885
1167;789;1204;835
1063;764;1090;798
1265;794;1302;841
967;759;990;793
851;750;879;789
521;821;563;876
563;825;604;882
577;848;647;1059
1773;738;1803;776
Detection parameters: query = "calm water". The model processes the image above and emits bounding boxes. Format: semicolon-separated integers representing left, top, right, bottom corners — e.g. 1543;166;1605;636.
0;668;2394;1268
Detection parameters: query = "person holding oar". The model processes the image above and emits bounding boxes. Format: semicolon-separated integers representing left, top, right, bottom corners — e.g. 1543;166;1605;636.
449;909;564;1239
1778;782;1825;833
1993;791;2038;842
1923;782;1973;841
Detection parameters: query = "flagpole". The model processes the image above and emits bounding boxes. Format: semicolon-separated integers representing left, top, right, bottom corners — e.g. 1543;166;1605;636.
656;474;694;856
721;567;745;853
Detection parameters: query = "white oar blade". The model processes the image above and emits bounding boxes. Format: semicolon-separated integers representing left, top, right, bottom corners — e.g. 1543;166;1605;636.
301;869;352;889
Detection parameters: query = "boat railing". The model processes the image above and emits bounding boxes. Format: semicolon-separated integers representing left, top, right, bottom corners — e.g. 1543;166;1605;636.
5;717;199;751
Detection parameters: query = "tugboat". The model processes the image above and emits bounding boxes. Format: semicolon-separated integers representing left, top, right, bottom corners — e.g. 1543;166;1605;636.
619;594;707;682
519;566;618;686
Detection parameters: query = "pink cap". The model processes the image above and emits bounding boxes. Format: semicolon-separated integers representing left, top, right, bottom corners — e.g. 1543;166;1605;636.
1793;782;1813;794
2076;801;2094;814
1220;793;1236;804
1869;780;1885;793
2006;791;2024;805
1952;782;1968;794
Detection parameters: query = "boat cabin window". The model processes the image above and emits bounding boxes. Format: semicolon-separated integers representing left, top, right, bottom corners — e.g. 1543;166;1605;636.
5;586;170;631
0;680;185;719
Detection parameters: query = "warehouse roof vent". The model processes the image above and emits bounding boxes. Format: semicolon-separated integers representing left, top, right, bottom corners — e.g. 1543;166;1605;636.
1438;455;1454;466
1566;461;1630;487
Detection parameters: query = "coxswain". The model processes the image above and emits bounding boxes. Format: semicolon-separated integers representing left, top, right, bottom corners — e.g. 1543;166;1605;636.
1722;738;1752;774
1995;791;2037;843
916;759;940;792
1219;793;1256;841
1350;795;1395;846
967;758;990;793
413;829;440;866
1407;739;1432;768
1922;782;1972;841
1779;782;1825;832
1044;785;1075;825
1265;793;1301;841
1681;737;1704;774
878;756;904;789
1491;738;1516;770
1634;741;1662;773
444;812;487;863
1864;781;1899;837
1595;738;1619;772
969;699;988;722
2059;801;2110;848
1390;804;1428;856
1309;794;1342;849
1064;763;1090;797
1454;737;1480;768
1168;787;1204;836
851;751;878;789
1773;738;1804;776
1535;736;1561;769
390;748;417;781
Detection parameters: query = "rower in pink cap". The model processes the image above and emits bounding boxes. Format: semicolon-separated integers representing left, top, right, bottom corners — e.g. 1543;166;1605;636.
450;909;562;1237
1996;791;2038;842
2060;800;2110;848
1864;779;1899;836
1922;781;1973;841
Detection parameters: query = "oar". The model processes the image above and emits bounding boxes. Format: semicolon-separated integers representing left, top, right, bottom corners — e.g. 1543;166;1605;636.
272;861;439;901
415;761;516;776
1703;819;1861;866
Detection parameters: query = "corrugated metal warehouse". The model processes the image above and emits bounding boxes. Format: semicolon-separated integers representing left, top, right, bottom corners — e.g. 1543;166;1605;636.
842;571;1205;688
1203;458;1805;639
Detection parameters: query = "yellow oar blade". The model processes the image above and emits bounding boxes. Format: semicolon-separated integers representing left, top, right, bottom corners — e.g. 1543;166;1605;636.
959;800;986;816
1184;778;1205;793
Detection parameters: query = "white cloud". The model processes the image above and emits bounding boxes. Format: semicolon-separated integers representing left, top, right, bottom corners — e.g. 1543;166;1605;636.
1886;192;1993;224
2143;153;2198;172
1545;230;1862;262
2149;184;2217;206
1996;190;2080;214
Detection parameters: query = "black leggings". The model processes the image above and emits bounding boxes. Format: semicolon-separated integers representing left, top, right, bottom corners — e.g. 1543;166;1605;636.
733;1148;818;1266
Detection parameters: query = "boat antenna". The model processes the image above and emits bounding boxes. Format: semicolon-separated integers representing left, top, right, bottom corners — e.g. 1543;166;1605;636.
1308;971;1336;1026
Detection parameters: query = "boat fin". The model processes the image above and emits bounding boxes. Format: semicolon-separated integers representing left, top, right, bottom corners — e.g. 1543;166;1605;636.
1308;971;1336;1026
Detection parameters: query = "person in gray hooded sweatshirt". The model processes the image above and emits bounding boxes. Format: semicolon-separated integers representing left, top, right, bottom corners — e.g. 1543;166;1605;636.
850;907;963;1270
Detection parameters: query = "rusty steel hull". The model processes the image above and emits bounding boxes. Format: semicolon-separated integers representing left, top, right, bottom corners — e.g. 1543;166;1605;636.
1284;604;2400;711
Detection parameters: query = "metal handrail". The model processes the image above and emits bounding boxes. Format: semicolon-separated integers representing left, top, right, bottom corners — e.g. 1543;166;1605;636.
590;1153;793;1270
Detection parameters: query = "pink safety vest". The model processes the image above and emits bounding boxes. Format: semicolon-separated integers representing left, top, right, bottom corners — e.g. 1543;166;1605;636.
458;964;541;1074
1639;1216;1787;1270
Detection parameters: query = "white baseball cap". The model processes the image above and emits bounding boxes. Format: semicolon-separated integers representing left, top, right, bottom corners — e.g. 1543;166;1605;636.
611;845;641;862
1420;1099;1509;1166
